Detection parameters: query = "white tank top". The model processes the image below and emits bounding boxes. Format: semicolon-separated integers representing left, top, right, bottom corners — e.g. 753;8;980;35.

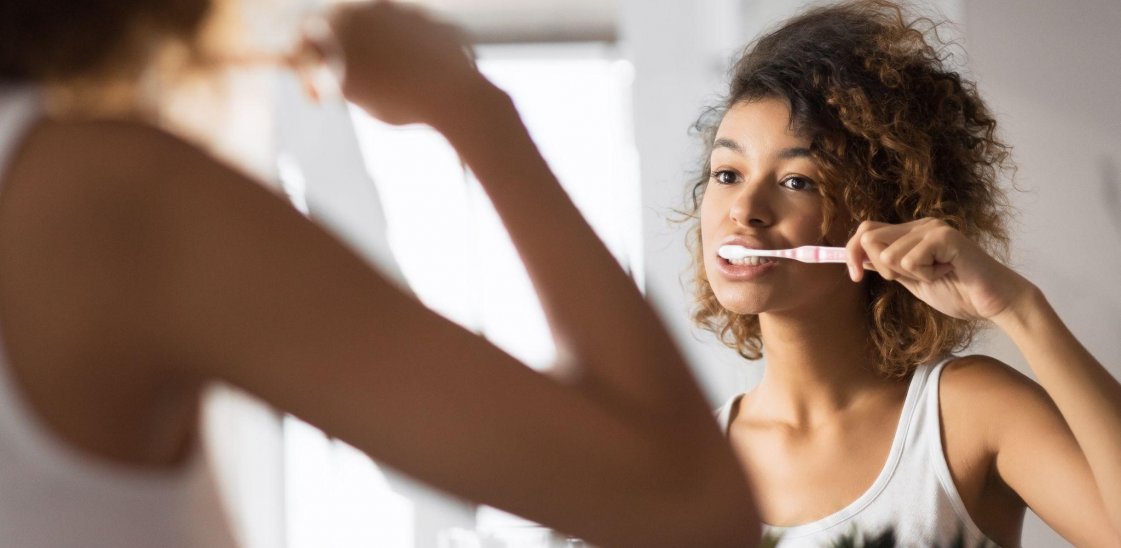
716;358;997;547
0;84;239;548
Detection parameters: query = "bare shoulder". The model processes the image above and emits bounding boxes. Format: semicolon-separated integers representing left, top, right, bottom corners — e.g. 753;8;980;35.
940;355;1047;401
0;119;260;463
939;354;1057;444
0;117;269;366
11;118;236;198
4;117;285;265
4;116;258;283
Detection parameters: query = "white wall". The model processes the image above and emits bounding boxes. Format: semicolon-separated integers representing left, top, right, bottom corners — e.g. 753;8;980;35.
619;0;763;405
962;0;1121;375
963;1;1121;545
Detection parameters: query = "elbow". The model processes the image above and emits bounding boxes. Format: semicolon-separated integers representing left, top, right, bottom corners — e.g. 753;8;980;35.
572;422;761;547
676;470;762;547
638;444;762;547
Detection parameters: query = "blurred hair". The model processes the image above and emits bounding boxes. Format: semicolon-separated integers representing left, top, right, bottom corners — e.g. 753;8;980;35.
687;0;1013;377
0;0;249;118
0;0;213;82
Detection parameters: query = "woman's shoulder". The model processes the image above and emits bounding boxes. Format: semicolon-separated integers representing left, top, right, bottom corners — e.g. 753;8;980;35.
23;117;219;184
937;354;1053;439
0;119;221;439
1;116;267;335
939;355;1044;399
0;116;235;231
8;116;269;233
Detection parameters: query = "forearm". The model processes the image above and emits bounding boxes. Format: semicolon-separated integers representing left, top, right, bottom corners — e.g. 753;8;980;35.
994;286;1121;535
432;83;709;417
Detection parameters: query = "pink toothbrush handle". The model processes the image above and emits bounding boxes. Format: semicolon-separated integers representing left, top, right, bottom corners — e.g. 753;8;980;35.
788;246;848;263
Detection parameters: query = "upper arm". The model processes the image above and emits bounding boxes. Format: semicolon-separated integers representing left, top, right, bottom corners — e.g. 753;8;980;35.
147;131;647;485
946;356;1117;546
103;126;749;545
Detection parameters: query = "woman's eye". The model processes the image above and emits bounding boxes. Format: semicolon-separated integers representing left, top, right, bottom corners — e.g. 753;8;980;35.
711;170;738;185
781;176;817;191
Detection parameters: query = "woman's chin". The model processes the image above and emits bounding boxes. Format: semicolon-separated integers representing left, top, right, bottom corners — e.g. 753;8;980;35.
713;295;767;316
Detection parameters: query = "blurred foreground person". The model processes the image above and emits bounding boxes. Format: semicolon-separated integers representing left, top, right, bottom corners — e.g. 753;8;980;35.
0;1;759;546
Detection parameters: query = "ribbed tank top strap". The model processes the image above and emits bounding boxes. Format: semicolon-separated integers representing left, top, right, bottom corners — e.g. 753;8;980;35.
0;84;50;464
0;85;41;182
916;357;990;541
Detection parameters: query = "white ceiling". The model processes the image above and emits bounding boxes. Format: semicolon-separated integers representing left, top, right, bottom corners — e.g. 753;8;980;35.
408;0;618;42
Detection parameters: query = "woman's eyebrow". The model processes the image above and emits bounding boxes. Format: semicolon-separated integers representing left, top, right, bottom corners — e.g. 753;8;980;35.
712;138;811;161
713;137;743;154
777;147;812;159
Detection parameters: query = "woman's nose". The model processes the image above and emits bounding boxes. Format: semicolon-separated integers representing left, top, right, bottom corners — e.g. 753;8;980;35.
729;179;774;228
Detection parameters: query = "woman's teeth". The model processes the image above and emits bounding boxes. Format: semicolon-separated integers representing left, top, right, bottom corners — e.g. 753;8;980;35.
726;256;775;266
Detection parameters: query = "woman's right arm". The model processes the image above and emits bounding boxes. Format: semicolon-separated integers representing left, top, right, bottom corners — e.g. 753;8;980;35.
329;2;717;434
148;129;753;547
144;5;757;546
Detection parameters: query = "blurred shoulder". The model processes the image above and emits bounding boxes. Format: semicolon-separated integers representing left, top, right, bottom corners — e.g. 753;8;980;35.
18;118;218;188
6;116;268;226
1;116;273;279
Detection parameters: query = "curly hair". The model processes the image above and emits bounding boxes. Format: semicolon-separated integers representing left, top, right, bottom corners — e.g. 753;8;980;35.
688;0;1013;377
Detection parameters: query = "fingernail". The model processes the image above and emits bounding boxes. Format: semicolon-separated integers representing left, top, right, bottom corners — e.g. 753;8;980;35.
847;263;857;281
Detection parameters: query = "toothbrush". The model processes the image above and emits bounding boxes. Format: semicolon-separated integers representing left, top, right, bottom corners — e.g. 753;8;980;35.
718;245;850;264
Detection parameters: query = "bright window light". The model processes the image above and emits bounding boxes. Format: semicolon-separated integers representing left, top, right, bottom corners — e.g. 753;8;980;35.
284;43;640;548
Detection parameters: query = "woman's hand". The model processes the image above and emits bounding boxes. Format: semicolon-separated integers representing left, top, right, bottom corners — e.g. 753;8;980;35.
845;218;1036;322
324;1;500;128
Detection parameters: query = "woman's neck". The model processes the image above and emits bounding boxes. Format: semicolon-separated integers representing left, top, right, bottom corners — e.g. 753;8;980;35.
747;298;899;429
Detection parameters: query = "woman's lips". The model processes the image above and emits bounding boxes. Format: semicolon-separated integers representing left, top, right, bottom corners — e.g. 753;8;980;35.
715;256;778;281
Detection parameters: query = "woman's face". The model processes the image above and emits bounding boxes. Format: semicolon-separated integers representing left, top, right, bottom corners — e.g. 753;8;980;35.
700;97;856;316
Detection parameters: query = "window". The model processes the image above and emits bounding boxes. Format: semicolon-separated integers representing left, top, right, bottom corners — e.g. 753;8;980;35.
282;42;640;547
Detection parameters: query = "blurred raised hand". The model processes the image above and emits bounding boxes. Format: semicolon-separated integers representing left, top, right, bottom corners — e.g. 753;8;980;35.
324;1;493;128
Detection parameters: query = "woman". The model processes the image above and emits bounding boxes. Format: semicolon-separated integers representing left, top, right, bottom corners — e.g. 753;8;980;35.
692;1;1121;545
0;1;758;546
